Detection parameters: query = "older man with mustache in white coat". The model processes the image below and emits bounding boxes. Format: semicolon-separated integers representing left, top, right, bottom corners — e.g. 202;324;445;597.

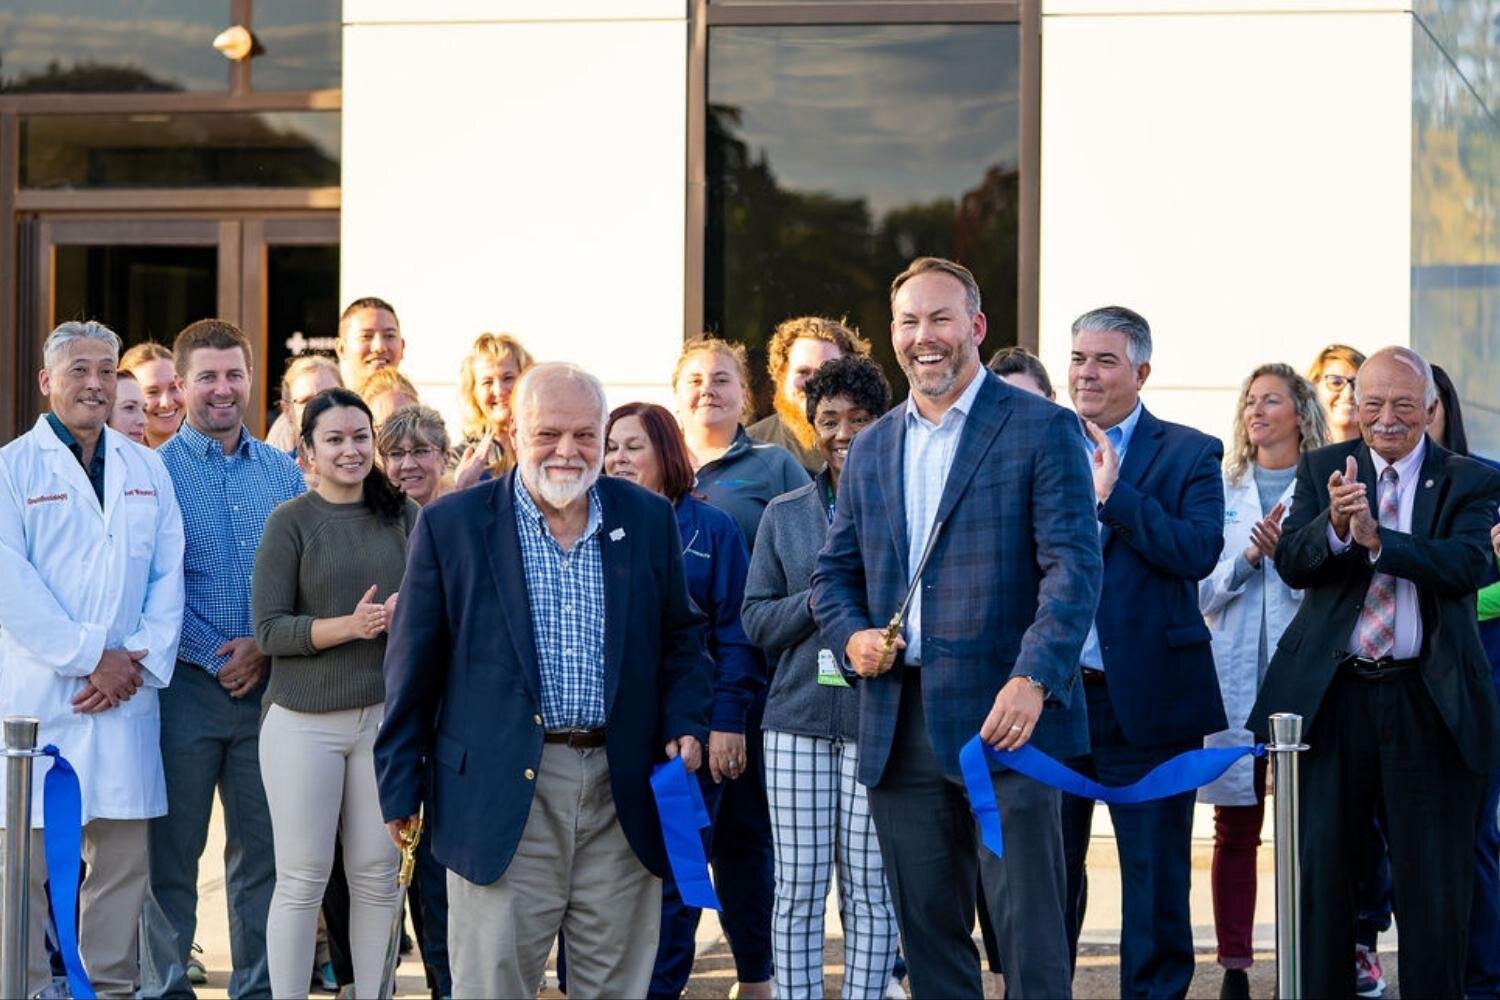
0;320;185;999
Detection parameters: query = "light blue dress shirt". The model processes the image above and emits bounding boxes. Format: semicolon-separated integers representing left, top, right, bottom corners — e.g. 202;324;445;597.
1078;400;1143;671
901;365;988;666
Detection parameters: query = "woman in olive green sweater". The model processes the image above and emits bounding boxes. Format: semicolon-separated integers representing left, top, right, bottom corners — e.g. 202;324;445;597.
252;387;418;1000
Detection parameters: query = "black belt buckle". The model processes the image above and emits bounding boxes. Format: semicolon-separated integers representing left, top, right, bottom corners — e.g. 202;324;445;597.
1338;654;1417;681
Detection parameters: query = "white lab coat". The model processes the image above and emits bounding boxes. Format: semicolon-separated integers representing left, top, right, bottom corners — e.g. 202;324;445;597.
1197;468;1301;806
0;416;184;826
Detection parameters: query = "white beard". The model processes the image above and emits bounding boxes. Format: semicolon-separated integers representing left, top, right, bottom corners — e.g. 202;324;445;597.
522;455;601;509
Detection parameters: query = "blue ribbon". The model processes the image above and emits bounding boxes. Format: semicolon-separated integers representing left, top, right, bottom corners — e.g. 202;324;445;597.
40;745;94;1000
959;734;1266;859
649;758;722;911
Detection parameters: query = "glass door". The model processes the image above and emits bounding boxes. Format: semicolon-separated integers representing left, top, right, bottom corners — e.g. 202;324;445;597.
30;214;338;436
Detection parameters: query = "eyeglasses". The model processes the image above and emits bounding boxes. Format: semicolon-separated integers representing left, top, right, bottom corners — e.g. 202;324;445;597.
1319;373;1356;392
382;445;438;463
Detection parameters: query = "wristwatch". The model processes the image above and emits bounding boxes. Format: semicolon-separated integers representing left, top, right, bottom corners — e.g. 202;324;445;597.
1024;675;1048;697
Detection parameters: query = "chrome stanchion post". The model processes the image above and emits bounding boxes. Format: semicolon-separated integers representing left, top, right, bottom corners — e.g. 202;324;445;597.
1269;712;1309;1000
2;716;39;1000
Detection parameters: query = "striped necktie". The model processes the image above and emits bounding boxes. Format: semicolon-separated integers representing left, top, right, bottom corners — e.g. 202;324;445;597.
1352;466;1401;659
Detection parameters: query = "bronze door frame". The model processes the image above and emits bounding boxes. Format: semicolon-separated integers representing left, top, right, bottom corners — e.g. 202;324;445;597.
25;212;337;437
685;0;1040;351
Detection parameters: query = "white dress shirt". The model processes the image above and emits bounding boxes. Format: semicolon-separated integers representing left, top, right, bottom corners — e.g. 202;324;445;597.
1327;439;1425;659
901;364;987;665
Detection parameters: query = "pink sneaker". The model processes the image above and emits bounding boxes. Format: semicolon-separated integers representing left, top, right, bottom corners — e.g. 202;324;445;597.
1355;945;1386;998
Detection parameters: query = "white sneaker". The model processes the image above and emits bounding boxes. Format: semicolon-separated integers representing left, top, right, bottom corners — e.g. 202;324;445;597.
33;977;70;999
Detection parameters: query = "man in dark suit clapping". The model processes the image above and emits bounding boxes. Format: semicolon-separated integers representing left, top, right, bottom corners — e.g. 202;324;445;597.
1059;306;1227;1000
374;362;713;998
813;257;1102;998
1250;346;1500;998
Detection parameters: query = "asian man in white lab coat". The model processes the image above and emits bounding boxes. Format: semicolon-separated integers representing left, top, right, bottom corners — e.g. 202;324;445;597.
0;320;185;998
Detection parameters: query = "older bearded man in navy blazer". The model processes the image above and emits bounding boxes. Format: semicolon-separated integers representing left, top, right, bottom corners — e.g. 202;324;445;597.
813;257;1102;998
375;362;713;999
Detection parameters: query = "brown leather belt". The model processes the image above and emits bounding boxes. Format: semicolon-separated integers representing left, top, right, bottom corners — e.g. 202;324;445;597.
1081;667;1108;688
544;728;607;748
1337;655;1419;682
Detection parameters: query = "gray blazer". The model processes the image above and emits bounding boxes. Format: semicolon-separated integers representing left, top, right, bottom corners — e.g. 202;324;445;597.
743;473;860;741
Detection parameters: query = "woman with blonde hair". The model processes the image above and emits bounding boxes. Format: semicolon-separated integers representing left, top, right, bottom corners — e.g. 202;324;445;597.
1307;343;1366;444
119;341;186;447
452;331;534;489
1198;362;1327;999
672;335;808;550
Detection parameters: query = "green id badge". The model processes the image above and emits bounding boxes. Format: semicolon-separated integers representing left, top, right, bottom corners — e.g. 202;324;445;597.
817;648;851;688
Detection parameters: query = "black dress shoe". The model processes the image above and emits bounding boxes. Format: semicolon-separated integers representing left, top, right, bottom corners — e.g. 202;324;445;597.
1220;968;1251;1000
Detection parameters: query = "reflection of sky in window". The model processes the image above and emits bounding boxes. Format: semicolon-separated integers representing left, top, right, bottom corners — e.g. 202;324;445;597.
251;0;341;92
709;25;1019;216
0;1;229;91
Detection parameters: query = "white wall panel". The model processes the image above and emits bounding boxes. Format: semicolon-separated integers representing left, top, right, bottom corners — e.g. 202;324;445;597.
342;13;687;427
1038;11;1412;436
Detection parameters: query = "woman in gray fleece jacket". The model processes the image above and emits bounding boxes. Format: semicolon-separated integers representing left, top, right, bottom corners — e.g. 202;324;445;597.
741;355;899;1000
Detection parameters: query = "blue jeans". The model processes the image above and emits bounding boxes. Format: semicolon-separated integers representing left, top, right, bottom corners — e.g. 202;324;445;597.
139;662;275;998
1062;680;1197;1000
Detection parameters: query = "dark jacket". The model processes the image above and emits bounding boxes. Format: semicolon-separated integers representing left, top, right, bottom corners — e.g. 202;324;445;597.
1249;438;1500;773
1092;406;1229;746
695;426;810;551
675;493;764;734
743;471;859;741
747;413;823;475
373;472;714;884
812;373;1103;785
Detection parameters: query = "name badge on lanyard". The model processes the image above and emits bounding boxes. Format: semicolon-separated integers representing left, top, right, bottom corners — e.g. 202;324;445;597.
817;648;850;688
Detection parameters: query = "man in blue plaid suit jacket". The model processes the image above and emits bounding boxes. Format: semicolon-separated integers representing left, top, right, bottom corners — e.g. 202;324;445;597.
812;258;1102;998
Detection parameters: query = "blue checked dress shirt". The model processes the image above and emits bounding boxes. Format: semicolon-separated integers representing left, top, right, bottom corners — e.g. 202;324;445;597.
159;422;305;674
1078;400;1142;670
901;365;988;666
513;476;608;729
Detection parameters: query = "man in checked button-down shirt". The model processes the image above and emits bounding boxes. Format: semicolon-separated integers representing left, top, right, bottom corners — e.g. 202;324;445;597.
140;320;305;999
376;362;712;999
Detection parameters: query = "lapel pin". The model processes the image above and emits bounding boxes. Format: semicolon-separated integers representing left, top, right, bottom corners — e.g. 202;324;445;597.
1424;479;1434;488
609;527;626;541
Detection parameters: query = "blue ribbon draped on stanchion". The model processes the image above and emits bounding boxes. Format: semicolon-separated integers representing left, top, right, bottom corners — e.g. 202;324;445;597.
959;734;1266;859
40;744;94;1000
649;758;722;911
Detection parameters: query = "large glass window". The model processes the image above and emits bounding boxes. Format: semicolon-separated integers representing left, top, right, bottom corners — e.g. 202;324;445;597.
0;1;231;93
705;23;1021;405
21;111;340;188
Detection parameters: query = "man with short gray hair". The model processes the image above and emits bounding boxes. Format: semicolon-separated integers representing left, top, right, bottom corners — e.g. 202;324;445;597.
1251;345;1500;998
1060;305;1227;998
0;321;185;997
376;362;713;997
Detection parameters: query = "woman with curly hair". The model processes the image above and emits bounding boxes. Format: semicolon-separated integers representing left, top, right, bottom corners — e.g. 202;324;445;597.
743;355;902;999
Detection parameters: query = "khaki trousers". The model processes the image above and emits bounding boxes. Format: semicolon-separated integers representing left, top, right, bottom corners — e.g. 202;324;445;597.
448;744;661;999
0;818;149;998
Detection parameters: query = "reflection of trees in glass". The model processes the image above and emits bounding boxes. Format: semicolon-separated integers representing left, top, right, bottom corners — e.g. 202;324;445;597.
0;57;181;93
707;102;1018;411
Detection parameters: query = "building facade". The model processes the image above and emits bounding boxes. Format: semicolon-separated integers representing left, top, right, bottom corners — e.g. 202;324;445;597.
4;1;1495;453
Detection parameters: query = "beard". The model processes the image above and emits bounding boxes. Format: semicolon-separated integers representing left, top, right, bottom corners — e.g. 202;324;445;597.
521;453;602;510
773;392;817;450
